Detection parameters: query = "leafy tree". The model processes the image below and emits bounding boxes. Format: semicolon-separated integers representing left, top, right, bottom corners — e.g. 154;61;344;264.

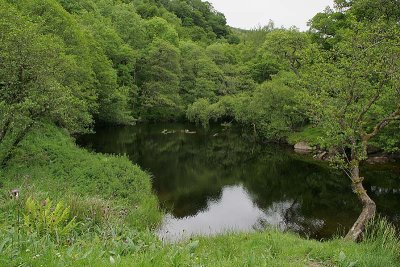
179;41;223;104
136;38;183;120
109;3;146;49
206;43;238;66
308;6;351;50
77;12;134;124
205;43;255;95
58;0;97;13
300;18;400;241
144;17;179;45
186;98;213;127
262;28;311;77
0;2;92;164
12;0;98;115
235;75;305;141
350;0;400;22
166;0;230;38
134;0;161;19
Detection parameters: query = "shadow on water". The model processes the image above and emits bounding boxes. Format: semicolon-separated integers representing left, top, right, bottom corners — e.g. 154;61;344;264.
78;123;400;242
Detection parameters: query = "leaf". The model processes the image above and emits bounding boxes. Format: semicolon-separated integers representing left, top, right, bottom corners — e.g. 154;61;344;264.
109;255;115;265
188;240;199;253
339;251;346;262
0;237;11;253
81;249;93;260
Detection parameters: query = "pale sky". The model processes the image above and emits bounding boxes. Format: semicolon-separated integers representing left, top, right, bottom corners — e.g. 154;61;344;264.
207;0;334;31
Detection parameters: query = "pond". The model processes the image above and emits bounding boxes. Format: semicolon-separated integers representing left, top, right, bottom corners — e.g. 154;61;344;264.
78;123;400;242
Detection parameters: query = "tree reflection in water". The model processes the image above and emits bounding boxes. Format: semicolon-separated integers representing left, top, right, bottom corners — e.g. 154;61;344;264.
79;123;400;241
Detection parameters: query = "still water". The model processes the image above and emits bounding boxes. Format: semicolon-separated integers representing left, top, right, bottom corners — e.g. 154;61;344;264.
79;123;400;241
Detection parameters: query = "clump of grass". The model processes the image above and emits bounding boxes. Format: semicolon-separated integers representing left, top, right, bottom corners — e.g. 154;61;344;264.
363;216;400;255
67;195;113;227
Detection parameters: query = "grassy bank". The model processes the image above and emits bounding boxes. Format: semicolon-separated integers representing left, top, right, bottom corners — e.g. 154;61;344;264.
0;124;399;266
0;124;161;229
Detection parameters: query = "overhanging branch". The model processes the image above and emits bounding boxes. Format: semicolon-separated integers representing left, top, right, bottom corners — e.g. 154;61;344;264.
363;104;400;141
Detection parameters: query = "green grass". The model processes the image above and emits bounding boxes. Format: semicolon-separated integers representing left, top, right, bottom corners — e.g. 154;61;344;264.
1;227;399;266
287;125;327;147
0;124;399;266
0;124;161;230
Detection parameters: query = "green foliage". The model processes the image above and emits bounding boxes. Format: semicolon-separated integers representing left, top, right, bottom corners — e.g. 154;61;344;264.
0;225;399;266
262;28;311;76
2;0;397;154
0;1;93;164
309;6;351;50
179;41;223;104
187;74;305;141
287;126;326;147
24;197;77;238
1;123;400;266
1;124;161;229
137;38;183;120
186;98;213;127
299;17;400;163
1;0;400;264
364;216;400;256
165;0;230;38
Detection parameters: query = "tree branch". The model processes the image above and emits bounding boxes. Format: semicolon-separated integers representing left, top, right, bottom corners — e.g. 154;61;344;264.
363;104;400;141
357;80;386;124
0;118;11;143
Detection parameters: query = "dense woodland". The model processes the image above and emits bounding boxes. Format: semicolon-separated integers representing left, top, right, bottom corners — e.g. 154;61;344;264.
1;0;400;149
1;0;400;264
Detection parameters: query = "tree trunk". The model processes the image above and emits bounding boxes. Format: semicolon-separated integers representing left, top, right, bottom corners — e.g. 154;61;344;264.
0;122;34;167
0;118;10;143
345;164;376;242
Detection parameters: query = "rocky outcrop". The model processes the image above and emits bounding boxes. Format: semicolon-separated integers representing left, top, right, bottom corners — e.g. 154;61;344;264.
294;142;314;153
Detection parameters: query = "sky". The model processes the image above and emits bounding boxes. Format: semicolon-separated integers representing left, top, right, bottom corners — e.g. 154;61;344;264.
206;0;335;31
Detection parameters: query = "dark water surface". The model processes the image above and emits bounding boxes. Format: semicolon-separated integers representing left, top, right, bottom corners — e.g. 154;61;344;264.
78;123;400;241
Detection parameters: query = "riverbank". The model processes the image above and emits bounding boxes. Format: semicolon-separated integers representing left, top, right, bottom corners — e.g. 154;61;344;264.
0;124;399;266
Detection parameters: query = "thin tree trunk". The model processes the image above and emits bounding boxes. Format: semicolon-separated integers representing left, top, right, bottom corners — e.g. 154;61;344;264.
345;164;376;242
0;122;34;167
0;118;11;143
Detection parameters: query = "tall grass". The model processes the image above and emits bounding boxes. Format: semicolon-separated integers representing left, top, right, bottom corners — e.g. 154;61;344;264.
364;216;400;255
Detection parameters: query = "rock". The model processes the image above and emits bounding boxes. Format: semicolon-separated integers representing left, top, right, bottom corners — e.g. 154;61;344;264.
316;151;329;160
162;129;175;134
184;129;196;134
294;142;313;153
366;156;392;164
